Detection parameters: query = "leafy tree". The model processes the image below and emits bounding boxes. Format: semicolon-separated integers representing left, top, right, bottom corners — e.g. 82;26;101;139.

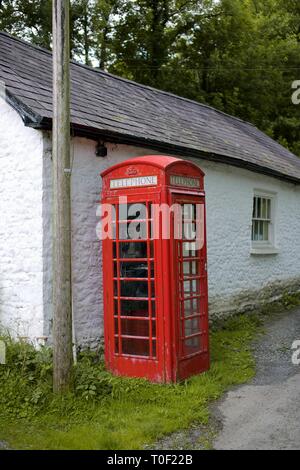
0;0;52;48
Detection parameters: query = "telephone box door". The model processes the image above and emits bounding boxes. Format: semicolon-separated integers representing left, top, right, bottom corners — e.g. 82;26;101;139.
171;193;209;380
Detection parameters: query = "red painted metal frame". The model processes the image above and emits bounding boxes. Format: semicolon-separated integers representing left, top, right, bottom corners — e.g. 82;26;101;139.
101;155;209;382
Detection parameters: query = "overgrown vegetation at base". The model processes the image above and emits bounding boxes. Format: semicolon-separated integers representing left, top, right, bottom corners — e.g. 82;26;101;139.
0;314;263;449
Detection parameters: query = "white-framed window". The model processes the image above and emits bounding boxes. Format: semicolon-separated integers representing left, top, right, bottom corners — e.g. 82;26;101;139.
251;191;278;254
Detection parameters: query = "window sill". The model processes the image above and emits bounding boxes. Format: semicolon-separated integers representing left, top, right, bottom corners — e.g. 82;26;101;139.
250;246;279;256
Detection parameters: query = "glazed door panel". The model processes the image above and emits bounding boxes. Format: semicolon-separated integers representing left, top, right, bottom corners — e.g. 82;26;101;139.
171;194;209;380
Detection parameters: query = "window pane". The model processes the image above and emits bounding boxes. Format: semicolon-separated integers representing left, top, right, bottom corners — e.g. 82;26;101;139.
119;242;148;258
263;221;269;241
183;280;199;296
120;280;148;298
115;261;153;278
253;220;259;241
120;319;149;337
152;340;157;357
151;320;156;337
183;221;196;240
183;298;199;316
183;261;198;275
259;220;263;240
183;204;195;219
114;317;119;334
184;336;201;355
119;203;147;221
253;197;257;218
119;299;149;317
151;300;156;318
121;338;149;356
257;197;261;218
119;222;147;240
184;317;200;336
267;199;271;219
182;241;197;257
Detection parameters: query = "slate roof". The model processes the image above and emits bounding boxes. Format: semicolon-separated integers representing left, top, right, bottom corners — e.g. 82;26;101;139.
1;31;300;184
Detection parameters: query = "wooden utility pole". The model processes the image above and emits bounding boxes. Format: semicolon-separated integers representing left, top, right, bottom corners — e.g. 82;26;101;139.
52;0;73;393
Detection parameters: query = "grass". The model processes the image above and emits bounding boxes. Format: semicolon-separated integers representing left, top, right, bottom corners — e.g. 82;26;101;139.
0;314;261;450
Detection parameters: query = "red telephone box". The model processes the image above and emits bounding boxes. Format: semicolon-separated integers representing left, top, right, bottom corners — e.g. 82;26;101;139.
100;155;209;382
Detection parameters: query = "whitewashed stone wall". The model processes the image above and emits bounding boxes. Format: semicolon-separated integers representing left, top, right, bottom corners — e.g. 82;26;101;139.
0;99;45;341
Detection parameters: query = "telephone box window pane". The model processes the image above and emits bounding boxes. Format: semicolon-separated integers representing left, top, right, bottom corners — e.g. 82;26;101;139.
151;281;155;297
152;320;156;337
114;299;118;315
150;241;154;258
112;223;116;240
183;280;199;296
183;299;199;316
120;299;149;317
113;242;117;258
122;338;149;356
119;203;147;221
184;336;201;355
182;242;197;257
183;222;196;240
184;280;190;294
119;222;147;240
119;242;147;258
192;297;199;311
184;318;200;336
114;318;119;334
183;204;197;241
183;261;198;275
192;280;198;294
114;337;119;354
121;319;149;337
117;262;152;278
120;280;148;297
151;300;156;318
184;300;193;315
114;281;118;296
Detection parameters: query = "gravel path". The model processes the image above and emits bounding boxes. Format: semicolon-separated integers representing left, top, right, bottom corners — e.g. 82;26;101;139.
152;307;300;450
214;307;300;450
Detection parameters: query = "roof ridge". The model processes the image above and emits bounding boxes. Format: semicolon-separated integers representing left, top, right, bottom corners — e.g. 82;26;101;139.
0;31;53;57
0;30;257;131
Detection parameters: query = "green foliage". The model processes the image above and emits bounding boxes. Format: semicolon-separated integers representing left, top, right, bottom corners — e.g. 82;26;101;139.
0;314;259;449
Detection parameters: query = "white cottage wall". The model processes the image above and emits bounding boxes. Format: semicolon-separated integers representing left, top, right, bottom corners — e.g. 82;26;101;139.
0;99;45;341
